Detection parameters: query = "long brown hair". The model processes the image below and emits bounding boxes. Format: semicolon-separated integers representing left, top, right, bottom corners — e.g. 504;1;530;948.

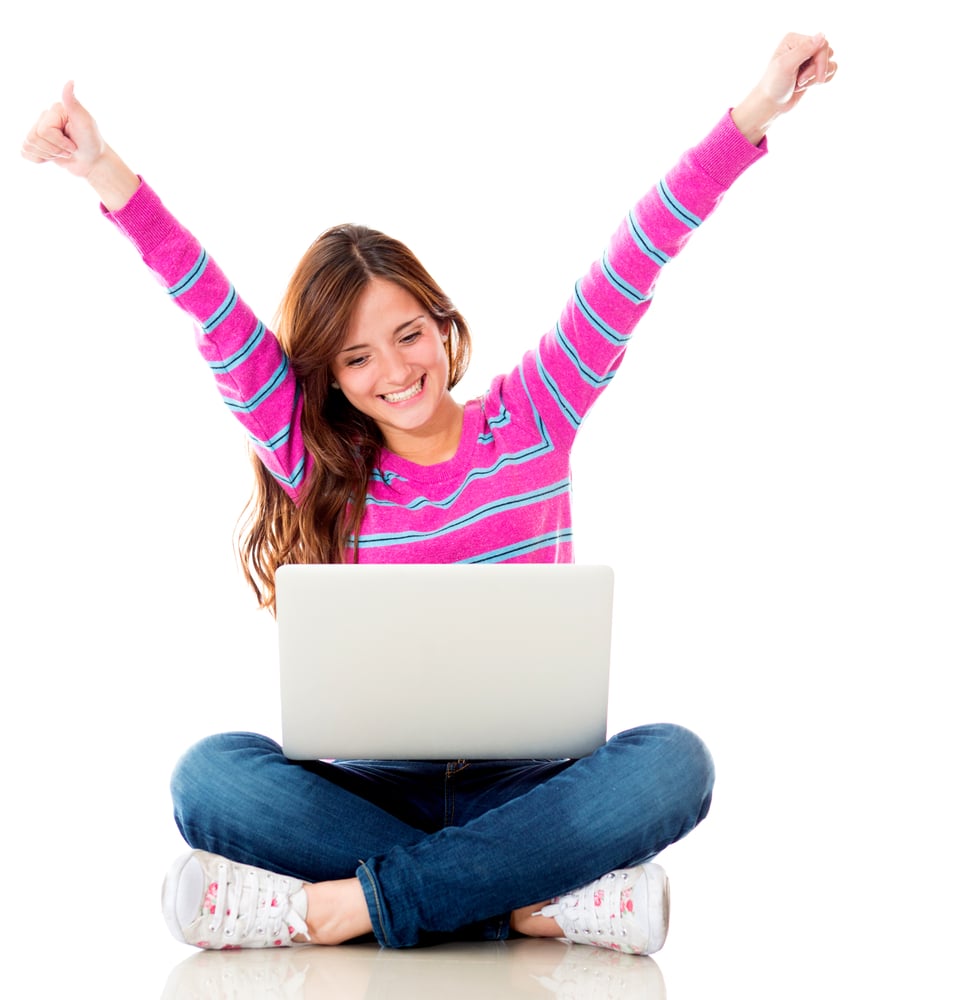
237;224;472;613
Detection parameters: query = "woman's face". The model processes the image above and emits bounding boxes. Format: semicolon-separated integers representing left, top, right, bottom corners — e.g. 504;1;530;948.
330;277;460;459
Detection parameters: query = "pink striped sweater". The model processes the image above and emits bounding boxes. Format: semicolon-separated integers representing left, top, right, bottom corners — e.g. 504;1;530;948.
106;113;765;563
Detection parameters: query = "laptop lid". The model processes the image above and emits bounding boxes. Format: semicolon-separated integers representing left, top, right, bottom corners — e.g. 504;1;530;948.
276;563;614;760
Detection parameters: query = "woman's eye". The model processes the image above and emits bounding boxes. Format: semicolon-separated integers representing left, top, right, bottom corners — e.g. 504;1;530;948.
401;331;422;344
345;356;368;368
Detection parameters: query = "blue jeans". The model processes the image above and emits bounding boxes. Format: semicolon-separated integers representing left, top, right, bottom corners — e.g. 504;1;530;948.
170;724;714;948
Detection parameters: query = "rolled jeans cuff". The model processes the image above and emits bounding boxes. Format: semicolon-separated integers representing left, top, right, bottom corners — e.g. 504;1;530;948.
357;859;511;948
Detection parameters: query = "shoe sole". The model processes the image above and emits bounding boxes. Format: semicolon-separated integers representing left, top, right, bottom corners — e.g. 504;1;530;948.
161;850;197;944
642;863;670;954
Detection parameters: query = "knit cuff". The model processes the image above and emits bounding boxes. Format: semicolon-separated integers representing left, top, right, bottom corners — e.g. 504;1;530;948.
100;178;178;256
690;110;768;188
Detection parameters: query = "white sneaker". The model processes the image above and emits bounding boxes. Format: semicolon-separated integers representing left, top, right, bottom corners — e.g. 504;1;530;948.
162;850;311;949
535;864;670;955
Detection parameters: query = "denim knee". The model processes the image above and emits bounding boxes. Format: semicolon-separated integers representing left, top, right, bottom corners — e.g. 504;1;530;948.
611;722;715;837
170;731;281;848
660;722;714;815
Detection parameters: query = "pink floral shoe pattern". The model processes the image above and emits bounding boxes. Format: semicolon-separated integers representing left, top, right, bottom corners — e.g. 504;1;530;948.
535;863;670;955
162;850;310;950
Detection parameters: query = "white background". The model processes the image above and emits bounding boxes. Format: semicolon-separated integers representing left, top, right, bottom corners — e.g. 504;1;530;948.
1;1;949;996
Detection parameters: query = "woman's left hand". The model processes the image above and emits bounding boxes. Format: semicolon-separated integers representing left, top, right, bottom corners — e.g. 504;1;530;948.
732;32;838;145
760;32;837;112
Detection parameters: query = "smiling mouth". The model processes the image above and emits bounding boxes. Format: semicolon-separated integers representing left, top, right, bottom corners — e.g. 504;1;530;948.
380;376;425;404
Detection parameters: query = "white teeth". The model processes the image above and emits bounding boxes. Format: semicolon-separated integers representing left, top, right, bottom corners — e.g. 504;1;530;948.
381;377;424;403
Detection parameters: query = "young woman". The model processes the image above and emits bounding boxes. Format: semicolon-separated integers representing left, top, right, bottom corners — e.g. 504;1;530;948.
22;31;836;954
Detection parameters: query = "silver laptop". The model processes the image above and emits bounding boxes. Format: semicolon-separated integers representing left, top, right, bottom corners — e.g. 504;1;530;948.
276;563;614;760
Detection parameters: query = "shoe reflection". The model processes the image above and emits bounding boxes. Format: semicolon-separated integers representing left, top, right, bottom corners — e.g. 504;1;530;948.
161;938;666;998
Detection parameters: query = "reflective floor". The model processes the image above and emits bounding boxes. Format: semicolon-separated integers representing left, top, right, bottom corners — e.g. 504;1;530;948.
160;940;665;999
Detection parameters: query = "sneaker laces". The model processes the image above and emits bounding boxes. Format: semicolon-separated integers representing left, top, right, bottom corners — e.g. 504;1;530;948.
536;870;638;946
205;858;310;946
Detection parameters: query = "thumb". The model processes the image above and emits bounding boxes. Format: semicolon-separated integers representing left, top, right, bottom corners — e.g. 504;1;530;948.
60;80;98;138
55;80;105;165
62;80;82;115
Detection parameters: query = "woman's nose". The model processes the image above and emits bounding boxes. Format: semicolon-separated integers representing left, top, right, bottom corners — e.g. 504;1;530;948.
380;346;413;386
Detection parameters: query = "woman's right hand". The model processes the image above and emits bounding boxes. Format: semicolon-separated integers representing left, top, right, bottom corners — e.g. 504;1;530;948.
21;82;140;211
21;81;105;178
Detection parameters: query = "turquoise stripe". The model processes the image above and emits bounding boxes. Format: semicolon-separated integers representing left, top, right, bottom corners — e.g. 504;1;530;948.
208;320;267;373
266;454;306;489
168;249;208;298
536;348;583;429
221;356;289;413
601;252;651;306
203;286;238;333
475;395;510;442
370;469;408;486
627;211;670;266
573;282;627;345
462;529;573;563
487;407;511;429
357;480;571;548
554;321;617;390
657;179;701;228
249;421;292;451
